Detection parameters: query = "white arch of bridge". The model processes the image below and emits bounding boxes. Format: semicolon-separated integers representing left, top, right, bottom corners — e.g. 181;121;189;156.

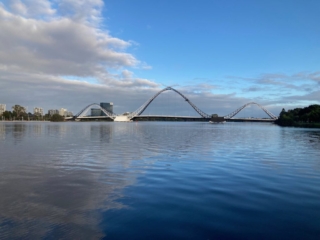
224;102;278;119
129;87;211;119
75;103;116;119
73;88;278;121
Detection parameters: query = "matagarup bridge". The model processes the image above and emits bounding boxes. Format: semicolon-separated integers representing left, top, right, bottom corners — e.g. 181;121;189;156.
71;87;278;122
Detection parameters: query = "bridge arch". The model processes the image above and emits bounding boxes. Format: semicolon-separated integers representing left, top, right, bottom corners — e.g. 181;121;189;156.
224;102;278;119
129;87;210;118
75;103;116;119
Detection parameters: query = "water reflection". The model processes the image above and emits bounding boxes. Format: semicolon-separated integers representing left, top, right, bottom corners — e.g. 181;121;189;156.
12;123;27;143
0;123;5;140
0;122;217;238
308;131;320;147
0;128;134;238
0;166;131;239
31;124;42;137
47;123;68;138
0;122;319;239
90;124;112;143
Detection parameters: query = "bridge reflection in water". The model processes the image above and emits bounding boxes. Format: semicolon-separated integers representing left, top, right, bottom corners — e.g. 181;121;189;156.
69;87;278;122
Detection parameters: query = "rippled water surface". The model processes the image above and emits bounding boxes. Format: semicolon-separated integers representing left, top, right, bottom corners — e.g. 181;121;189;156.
0;122;320;239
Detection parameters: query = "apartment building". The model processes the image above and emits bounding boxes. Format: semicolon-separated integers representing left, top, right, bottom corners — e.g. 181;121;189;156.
0;104;6;115
34;107;44;116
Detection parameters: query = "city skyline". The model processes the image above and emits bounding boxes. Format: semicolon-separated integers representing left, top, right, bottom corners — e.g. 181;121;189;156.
0;0;319;116
0;103;73;116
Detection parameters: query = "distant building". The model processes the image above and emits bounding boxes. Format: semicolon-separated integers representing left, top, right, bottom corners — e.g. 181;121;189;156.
34;107;44;116
59;108;67;116
48;109;59;116
100;102;113;115
58;108;73;117
91;108;101;116
48;109;58;116
0;104;6;115
66;111;73;117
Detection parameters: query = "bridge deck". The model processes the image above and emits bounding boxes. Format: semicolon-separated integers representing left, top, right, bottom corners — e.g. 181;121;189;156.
70;115;276;122
226;118;276;122
133;116;209;121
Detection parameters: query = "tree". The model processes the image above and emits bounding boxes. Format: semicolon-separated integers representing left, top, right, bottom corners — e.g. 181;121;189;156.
33;112;42;121
2;111;12;120
50;114;64;122
275;104;320;127
12;105;26;119
44;113;50;121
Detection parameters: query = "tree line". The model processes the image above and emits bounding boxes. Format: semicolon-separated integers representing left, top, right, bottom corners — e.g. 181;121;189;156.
275;104;320;128
1;105;65;122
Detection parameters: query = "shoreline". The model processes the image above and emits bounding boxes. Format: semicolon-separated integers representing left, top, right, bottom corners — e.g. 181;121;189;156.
275;122;320;128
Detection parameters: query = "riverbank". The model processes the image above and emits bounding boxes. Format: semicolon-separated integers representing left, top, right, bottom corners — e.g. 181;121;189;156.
0;120;50;122
275;121;320;128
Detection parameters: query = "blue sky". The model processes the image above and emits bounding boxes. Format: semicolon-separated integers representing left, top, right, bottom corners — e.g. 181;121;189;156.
108;0;320;111
105;0;320;90
0;0;319;116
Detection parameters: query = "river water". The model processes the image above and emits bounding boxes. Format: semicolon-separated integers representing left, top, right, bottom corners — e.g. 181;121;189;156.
0;122;319;239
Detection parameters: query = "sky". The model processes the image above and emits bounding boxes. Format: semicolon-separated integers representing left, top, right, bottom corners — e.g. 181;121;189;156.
0;0;319;117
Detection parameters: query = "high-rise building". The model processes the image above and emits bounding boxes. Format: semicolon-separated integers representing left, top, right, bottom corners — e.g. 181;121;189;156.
48;109;59;116
58;108;73;117
100;102;113;115
91;108;101;116
34;107;44;116
0;104;6;115
59;108;67;116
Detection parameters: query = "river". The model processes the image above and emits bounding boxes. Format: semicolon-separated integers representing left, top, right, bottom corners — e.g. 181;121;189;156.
0;122;319;239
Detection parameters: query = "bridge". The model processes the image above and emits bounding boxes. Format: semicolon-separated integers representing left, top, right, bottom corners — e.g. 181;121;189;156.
71;87;278;122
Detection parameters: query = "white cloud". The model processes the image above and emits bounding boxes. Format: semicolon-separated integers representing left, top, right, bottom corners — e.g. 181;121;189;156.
9;0;55;18
0;69;268;117
9;0;28;15
0;0;163;101
227;72;320;100
121;69;133;79
0;0;163;113
0;5;140;77
56;0;103;25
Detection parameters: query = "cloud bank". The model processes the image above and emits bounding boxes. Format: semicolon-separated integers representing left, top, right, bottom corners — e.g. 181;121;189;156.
0;0;148;80
0;0;163;113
